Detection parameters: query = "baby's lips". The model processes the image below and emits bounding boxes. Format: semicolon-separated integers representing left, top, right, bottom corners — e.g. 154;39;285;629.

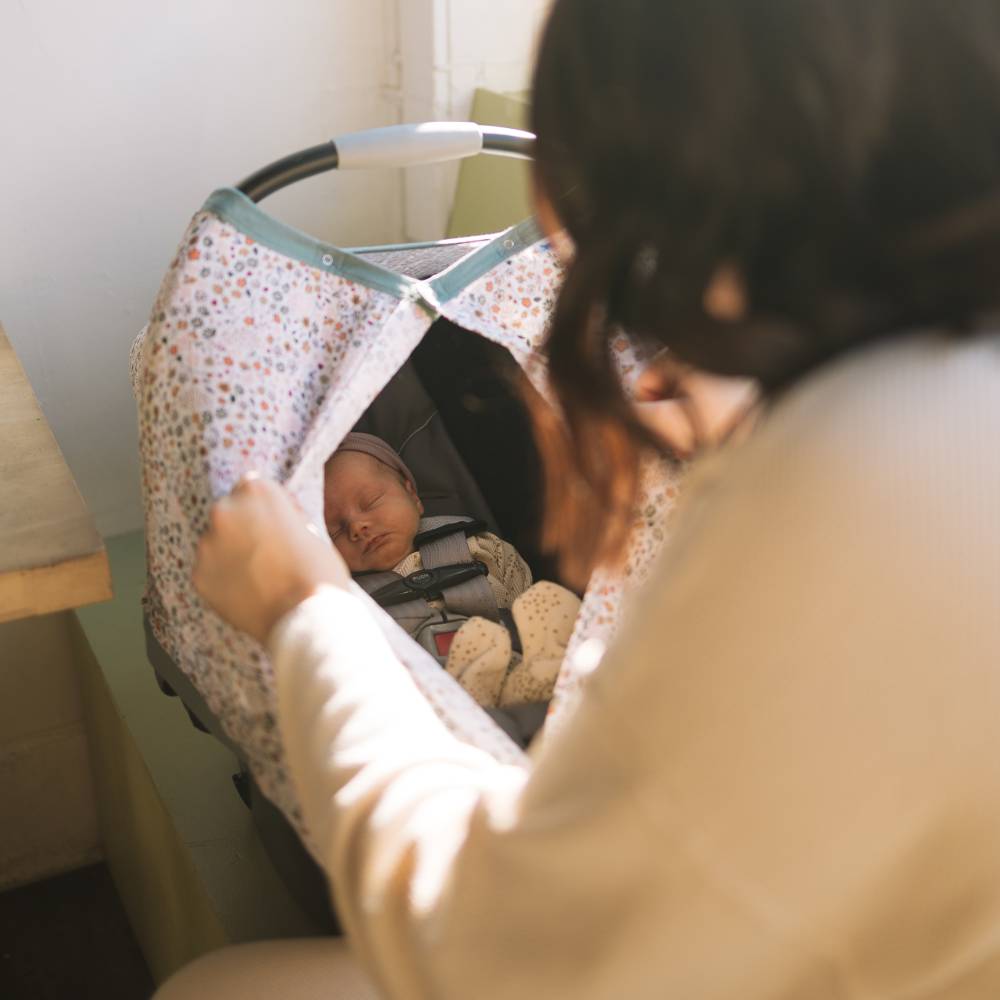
363;532;388;555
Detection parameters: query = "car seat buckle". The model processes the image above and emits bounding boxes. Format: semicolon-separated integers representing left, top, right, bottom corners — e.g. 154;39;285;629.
433;630;458;656
370;560;489;607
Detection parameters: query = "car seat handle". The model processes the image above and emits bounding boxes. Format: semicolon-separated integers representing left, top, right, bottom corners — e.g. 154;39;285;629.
336;123;531;169
237;123;534;202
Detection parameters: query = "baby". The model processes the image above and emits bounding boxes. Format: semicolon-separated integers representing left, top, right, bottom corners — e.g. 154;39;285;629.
323;432;580;708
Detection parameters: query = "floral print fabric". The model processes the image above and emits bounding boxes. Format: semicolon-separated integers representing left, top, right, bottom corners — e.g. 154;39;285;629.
135;190;681;849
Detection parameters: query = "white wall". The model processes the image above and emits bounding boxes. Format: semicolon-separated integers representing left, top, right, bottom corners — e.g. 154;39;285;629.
399;0;550;240
0;0;402;536
0;0;548;538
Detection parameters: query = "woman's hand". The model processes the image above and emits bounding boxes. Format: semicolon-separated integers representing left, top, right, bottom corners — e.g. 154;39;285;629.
193;476;350;645
632;356;758;457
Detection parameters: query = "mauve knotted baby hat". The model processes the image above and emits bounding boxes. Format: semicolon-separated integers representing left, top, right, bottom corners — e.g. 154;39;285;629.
333;432;417;488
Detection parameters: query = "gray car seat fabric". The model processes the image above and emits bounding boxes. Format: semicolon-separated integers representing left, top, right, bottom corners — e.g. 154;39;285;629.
353;237;492;279
351;361;498;532
349;242;499;529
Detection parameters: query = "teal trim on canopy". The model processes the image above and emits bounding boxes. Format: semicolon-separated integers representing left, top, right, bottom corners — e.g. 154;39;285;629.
429;215;543;304
203;188;415;300
200;188;543;311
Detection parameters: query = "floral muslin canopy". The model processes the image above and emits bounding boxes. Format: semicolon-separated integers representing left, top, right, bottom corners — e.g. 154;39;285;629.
132;187;679;850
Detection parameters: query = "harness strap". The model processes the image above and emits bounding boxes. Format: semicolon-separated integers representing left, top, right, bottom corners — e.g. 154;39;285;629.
355;570;440;632
417;515;499;622
357;568;477;661
370;561;489;607
356;515;504;665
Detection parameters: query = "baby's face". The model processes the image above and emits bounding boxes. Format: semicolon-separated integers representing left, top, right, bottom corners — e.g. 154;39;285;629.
323;451;424;572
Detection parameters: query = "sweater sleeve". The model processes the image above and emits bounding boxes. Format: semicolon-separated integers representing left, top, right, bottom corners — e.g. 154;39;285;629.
269;584;683;1000
269;578;842;1000
269;337;1000;999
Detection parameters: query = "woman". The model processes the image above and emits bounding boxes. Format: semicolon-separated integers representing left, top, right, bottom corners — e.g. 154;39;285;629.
160;1;1000;996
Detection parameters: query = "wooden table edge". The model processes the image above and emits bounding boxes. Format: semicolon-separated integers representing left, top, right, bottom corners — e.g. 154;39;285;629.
0;548;114;623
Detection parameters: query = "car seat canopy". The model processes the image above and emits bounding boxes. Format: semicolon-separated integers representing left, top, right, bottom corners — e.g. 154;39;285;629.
135;187;680;851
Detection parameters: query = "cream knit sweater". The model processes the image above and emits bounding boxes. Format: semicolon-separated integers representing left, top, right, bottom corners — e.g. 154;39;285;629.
270;331;1000;999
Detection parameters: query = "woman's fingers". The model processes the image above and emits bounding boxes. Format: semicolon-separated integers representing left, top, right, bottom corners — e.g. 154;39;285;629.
682;371;758;445
633;398;697;458
193;478;350;645
632;355;758;456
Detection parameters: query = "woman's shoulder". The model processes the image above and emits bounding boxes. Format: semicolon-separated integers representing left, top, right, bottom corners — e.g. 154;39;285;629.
601;328;1000;779
773;327;997;443
650;329;1000;636
720;329;1000;514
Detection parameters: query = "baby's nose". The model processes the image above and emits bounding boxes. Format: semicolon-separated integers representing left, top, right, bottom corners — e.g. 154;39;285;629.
349;517;372;541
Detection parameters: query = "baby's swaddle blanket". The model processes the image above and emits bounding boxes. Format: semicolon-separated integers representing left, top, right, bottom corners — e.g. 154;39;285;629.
133;187;679;847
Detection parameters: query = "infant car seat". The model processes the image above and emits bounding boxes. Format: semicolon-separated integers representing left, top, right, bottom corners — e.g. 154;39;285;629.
133;123;679;929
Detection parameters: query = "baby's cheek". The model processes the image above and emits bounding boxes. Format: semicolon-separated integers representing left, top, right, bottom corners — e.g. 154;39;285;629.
376;533;411;572
333;537;357;571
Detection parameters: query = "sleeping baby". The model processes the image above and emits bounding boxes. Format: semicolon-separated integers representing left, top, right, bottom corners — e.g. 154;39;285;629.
323;432;580;708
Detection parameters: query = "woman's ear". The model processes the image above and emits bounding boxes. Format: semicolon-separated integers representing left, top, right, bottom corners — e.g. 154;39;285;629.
703;264;748;322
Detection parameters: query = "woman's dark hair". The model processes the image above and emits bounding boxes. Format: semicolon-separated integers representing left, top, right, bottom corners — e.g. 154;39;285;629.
529;0;1000;583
